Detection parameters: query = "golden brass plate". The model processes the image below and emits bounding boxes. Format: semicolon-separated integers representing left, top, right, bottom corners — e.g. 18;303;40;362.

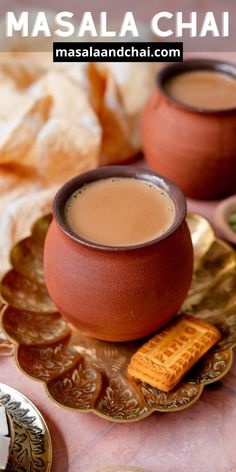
0;383;52;471
0;213;235;423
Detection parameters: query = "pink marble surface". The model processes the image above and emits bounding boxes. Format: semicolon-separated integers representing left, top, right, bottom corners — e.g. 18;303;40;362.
1;199;236;472
1;329;236;472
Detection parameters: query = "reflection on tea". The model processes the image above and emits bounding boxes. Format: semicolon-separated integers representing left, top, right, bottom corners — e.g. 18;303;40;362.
64;177;175;247
165;70;236;110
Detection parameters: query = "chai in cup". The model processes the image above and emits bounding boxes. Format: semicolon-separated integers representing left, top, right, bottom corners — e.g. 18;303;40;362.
141;59;236;199
44;167;193;342
64;177;175;247
164;69;236;111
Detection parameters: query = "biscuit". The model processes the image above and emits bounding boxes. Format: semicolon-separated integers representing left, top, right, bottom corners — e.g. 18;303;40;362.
128;315;221;392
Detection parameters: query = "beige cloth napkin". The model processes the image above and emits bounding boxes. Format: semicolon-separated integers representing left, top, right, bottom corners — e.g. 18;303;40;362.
0;50;160;279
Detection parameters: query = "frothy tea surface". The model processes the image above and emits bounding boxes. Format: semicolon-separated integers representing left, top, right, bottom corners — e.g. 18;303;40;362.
64;177;175;247
165;70;236;110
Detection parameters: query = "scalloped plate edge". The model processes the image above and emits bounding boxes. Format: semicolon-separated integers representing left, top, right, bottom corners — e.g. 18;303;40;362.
1;304;233;423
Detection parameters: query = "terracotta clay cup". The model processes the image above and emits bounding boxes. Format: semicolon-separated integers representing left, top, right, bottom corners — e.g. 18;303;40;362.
44;167;193;342
141;59;236;200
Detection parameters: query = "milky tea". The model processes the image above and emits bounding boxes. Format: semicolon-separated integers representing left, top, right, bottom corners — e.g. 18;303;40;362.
64;177;175;247
165;70;236;110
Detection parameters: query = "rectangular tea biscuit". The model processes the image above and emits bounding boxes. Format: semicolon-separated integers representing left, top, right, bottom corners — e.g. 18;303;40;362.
128;315;221;392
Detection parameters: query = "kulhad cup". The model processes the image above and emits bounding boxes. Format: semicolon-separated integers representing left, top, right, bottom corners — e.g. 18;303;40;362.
44;166;193;342
141;59;236;200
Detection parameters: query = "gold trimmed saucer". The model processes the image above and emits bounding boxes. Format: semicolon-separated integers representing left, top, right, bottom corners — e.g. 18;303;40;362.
0;383;52;471
0;213;236;423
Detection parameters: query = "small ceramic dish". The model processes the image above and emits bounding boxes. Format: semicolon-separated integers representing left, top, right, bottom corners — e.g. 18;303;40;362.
214;195;236;245
0;383;52;471
0;412;14;472
7;411;14;451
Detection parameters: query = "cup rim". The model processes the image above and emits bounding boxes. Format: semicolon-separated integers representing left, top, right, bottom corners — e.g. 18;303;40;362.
52;166;187;252
157;58;236;114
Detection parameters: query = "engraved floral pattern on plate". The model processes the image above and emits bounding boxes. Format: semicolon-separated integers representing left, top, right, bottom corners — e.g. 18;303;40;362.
0;213;235;422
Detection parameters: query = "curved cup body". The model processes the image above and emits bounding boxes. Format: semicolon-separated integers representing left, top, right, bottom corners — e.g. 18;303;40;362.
142;60;236;199
44;167;193;342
